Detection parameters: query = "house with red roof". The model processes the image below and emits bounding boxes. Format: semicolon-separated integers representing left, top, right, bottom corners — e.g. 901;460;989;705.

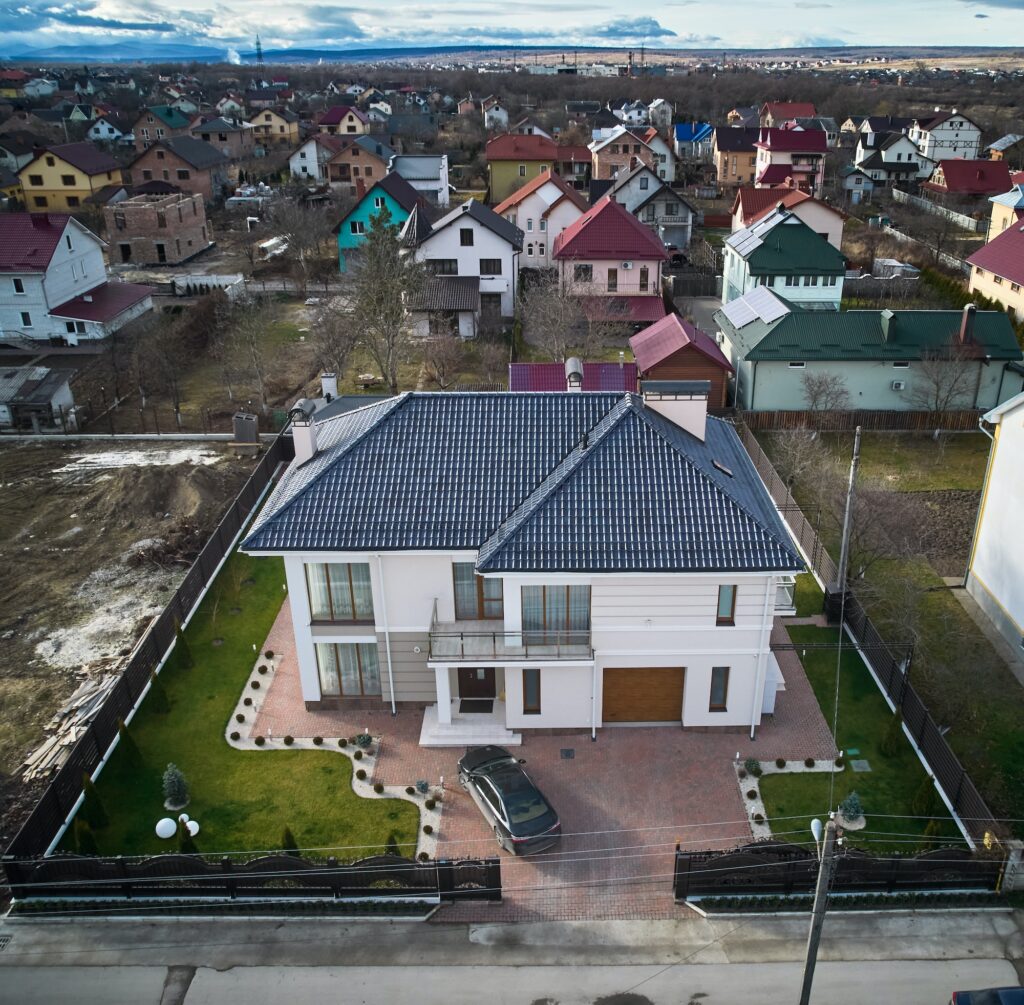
923;159;1012;199
0;213;153;345
760;102;817;128
629;312;734;407
731;187;846;249
968;216;1024;322
493;172;588;269
317;106;370;136
753;128;827;196
552;195;669;326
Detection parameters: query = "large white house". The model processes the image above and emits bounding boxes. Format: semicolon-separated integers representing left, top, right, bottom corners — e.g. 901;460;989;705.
0;213;153;345
242;388;803;745
908;109;982;162
492;171;588;270
966;392;1024;653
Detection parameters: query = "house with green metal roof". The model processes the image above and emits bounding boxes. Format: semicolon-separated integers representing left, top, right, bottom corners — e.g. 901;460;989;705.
723;207;846;310
714;287;1024;411
131;105;194;153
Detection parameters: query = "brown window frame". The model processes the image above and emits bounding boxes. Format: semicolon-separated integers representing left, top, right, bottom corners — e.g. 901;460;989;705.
716;584;737;626
523;667;541;715
709;666;730;712
453;563;504;620
305;562;375;624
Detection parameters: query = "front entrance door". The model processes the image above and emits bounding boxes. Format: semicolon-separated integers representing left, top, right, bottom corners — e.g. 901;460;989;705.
458;667;496;699
479;293;502;331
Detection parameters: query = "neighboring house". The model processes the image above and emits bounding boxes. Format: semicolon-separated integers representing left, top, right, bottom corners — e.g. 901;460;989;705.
787;116;840;148
239;387;803;740
673;122;714;161
611;99;649;127
984;182;1024;240
639;127;676;182
965;391;1024;654
923;159;1012;198
604;162;695;249
552;195;669;327
251;108;299;148
987;134;1024;169
0;168;21;206
87;114;133;145
289;134;345;184
589;126;656;182
132;105;193;152
854;132;933;186
485;133;557;203
23;77;59;99
629;312;733;408
216;94;246;117
129;138;230;203
482;96;509;131
968;214;1024;321
712;127;760;188
407;198;524;325
730;187;846;249
760;102;816;128
716;291;1023;411
753;128;827;195
0;69;29;99
0;132;43;173
493;171;588;270
334;171;421;271
317;106;370;135
407;276;482;340
324;136;394;196
388;154;450;208
909;109;982;162
508;359;638;392
722;208;845;308
647;98;673;130
190;117;255;162
0;365;75;430
18;143;123;211
104;192;212;266
0;213;153;344
859;115;914;146
726;106;760;128
510;117;552;139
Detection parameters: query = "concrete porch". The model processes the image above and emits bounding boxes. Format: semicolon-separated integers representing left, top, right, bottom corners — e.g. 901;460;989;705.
418;700;522;747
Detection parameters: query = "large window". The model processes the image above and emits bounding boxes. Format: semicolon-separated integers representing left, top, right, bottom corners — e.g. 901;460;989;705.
522;585;590;644
315;642;381;697
573;264;592;283
479;258;502;275
428;259;458;275
709;666;730;712
523;667;541;715
716;585;736;626
306;563;374;622
453;563;503;620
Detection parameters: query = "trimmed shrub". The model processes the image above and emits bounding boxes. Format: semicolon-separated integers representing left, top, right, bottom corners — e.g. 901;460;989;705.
737;768;747;779
835;756;845;769
281;825;299;856
73;818;98;855
385;833;401;856
919;817;943;852
356;768;367;780
243;697;253;706
775;758;786;769
418;852;430;862
415;779;429;794
80;773;108;829
255;736;266;746
174;619;194;668
373;782;384;794
880;712;905;758
283;735;294;746
230;731;240;741
250;680;260;690
313;736;323;746
804;758;815;768
753;814;765;825
912;774;939;817
162;763;189;809
338;737;348;747
147;671;170;714
265;650;274;659
746;788;758;800
257;665;268;675
743;757;762;778
424;798;436;811
406;786;415;795
422;824;433;835
354;750;363;761
236;713;245;723
355;733;372;749
839;790;864;821
116;718;142;768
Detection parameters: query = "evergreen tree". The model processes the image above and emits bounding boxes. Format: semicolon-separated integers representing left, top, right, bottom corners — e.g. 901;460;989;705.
281;825;300;856
912;774;939;817
175;619;194;669
384;832;401;858
73;817;98;855
80;772;108;829
116;718;142;768
880;711;905;758
177;818;198;854
147;670;170;714
163;763;189;808
919;817;943;852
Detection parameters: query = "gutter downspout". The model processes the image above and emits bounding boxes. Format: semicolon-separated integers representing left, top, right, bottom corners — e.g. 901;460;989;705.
591;659;598;742
750;575;776;740
375;553;397;715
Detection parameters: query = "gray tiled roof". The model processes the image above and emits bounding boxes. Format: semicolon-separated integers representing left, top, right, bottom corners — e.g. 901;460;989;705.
409;276;480;312
242;393;802;574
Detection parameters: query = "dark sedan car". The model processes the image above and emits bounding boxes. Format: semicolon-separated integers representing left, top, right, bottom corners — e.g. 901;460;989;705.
457;745;561;855
951;990;1024;1005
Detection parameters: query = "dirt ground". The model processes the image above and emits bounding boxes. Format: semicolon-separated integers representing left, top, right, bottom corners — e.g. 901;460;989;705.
0;441;256;846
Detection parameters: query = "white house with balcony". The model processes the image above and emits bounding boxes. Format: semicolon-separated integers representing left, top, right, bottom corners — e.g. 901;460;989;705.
605;163;695;248
908;109;982;162
241;389;804;746
0;213;153;345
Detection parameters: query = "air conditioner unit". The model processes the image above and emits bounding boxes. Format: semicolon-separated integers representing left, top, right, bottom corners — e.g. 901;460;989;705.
891;380;906;391
621;261;633;270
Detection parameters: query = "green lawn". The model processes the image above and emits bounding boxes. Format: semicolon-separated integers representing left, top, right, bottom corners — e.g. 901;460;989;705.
67;548;418;859
759;625;962;851
794;573;824;618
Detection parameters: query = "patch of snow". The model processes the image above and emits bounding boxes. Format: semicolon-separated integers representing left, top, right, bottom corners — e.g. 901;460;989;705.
54;447;222;473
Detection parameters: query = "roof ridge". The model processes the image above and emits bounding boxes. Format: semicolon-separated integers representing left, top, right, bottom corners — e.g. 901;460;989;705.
477;395;631;567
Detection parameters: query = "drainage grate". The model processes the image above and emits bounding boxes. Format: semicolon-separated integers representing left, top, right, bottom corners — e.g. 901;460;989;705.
560;748;575;760
0;935;11;952
850;759;872;773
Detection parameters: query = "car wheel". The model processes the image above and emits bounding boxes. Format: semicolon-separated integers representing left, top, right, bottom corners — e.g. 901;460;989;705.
494;826;507;852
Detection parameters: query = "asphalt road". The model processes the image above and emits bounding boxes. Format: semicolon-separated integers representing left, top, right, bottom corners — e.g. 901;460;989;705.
1;960;1017;1005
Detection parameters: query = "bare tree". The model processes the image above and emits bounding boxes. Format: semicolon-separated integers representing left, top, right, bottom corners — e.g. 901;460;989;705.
266;197;337;294
477;337;509;384
134;314;192;428
231;297;273;415
309;297;360;380
802;370;851;428
906;346;977;417
520;277;587;362
423;332;466;389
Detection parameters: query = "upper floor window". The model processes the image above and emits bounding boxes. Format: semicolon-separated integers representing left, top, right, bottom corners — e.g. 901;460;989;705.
306;562;374;622
428;259;458;276
573;264;592;283
12;277;24;294
716;585;736;626
460;228;474;246
480;258;502;275
65;234;73;251
453;563;503;620
522;585;590;644
639;266;649;292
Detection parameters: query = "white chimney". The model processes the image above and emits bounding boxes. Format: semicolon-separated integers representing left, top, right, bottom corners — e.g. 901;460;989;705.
289;398;318;464
321;371;338;401
641;380;709;441
565;356;584;392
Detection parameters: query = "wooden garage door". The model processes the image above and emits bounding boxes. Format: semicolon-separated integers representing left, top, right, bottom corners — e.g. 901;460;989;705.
602;668;684;723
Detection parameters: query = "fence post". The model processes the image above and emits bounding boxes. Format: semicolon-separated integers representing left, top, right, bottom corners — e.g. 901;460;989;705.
485;857;502;902
436;858;453;899
222;856;235;899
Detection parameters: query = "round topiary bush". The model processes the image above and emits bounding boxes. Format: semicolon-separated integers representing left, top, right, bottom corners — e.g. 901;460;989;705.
236;713;245;723
356;768;366;780
746;789;758;800
737;768;747;779
313;736;323;746
804;757;815;768
230;731;240;741
243;697;253;707
255;736;266;746
406;786;415;795
373;782;384;794
754;813;765;825
835;756;846;769
338;738;348;748
355;733;372;749
258;665;268;675
283;735;294;746
418;852;430;862
250;680;260;690
354;750;363;761
265;650;274;659
775;757;786;769
422;824;433;835
743;757;762;778
424;798;436;811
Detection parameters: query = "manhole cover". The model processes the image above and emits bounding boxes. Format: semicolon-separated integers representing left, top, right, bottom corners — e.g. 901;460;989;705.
560;748;575;760
846;747;861;756
850;759;872;772
0;935;11;952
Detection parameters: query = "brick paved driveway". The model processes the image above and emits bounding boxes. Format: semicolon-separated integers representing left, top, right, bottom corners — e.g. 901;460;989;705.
254;604;836;921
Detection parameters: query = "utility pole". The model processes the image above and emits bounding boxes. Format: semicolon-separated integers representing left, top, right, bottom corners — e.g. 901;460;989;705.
835;425;862;596
799;817;838;1005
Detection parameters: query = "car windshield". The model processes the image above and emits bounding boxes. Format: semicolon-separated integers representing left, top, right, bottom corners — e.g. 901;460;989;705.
493;770;552;824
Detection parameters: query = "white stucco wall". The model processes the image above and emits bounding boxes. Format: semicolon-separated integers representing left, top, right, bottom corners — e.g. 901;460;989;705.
504;665;594;728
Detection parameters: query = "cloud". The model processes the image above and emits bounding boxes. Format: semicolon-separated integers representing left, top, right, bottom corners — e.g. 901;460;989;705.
975;11;990;15
592;17;677;38
674;33;723;43
298;6;367;37
958;0;1024;6
794;2;834;7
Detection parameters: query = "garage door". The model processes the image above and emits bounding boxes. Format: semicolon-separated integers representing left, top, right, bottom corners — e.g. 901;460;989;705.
602;668;684;723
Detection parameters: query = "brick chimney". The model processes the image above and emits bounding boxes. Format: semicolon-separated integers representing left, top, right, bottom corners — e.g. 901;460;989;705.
958;303;976;344
640;380;708;441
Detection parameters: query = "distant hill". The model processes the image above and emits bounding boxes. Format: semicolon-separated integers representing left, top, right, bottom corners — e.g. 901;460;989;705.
9;42;230;62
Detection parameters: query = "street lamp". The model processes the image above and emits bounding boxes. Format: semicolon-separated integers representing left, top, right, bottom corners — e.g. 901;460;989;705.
799;815;838;1005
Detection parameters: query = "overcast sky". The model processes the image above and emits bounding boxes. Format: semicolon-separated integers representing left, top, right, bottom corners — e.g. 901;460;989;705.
6;0;1022;54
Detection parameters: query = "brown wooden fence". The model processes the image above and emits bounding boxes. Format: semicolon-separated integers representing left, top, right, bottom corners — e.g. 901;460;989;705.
739;424;999;843
674;842;1003;901
743;408;985;433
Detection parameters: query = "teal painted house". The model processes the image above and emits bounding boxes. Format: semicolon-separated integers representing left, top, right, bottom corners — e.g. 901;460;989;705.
335;171;420;271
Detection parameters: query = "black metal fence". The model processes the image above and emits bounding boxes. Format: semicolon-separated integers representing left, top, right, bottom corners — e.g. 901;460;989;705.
4;853;501;903
739;424;999;843
3;434;293;861
674;842;1004;901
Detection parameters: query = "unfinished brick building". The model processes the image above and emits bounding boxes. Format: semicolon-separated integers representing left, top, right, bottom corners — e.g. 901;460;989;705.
104;191;213;266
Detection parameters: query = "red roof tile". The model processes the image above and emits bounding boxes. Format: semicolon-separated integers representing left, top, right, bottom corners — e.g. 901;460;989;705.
508;361;638;392
557;144;592;163
762;102;817;119
0;213;74;273
756;164;799;186
50;281;153;323
1013;171;1024;186
629;312;734;374
581;296;667;323
967;222;1024;285
492;171;588;215
731;186;810;225
924;159;1012;195
318;105;368;126
485;133;557;161
755;128;828;153
552;196;668;261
